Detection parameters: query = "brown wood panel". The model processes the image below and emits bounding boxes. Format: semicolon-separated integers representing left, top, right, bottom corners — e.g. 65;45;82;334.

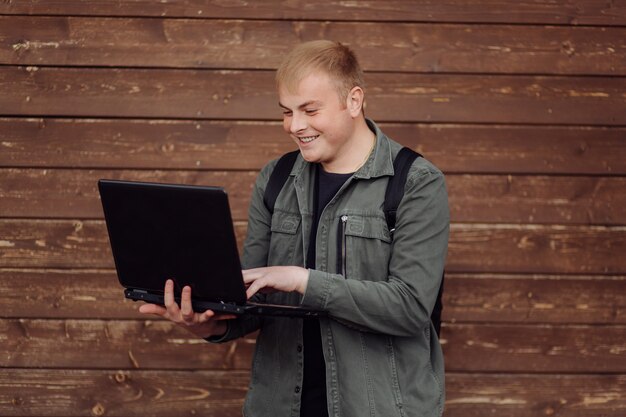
1;220;625;274
448;223;626;274
0;0;624;26
4;270;624;324
441;323;626;373
0;269;143;319
444;274;626;325
3;17;625;75
2;67;625;125
0;168;256;220
0;319;254;370
3;168;626;225
447;175;626;225
2;118;625;175
445;373;626;417
0;369;249;417
1;370;625;417
2;319;624;373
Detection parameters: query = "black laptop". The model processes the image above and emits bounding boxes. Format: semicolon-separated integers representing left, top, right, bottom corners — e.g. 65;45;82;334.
98;179;325;318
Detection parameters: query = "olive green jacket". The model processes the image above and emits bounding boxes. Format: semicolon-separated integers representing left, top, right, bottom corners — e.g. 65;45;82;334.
212;119;449;417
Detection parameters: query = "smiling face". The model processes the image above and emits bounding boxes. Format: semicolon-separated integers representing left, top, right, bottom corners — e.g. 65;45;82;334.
279;71;365;173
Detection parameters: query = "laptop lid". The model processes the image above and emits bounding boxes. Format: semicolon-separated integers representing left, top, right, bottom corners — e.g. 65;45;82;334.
98;179;247;305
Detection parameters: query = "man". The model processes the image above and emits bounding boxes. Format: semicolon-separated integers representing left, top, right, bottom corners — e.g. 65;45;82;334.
140;40;449;417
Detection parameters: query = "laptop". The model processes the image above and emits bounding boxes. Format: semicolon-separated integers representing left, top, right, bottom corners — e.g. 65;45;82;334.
98;179;326;318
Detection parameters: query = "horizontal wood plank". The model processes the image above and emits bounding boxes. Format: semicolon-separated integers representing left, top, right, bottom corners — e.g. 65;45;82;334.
2;119;625;175
445;373;626;417
0;169;256;222
1;0;624;26
1;220;625;274
2;319;624;373
1;68;625;125
443;274;626;324
0;269;142;319
3;169;626;225
3;270;624;324
441;323;626;373
447;223;626;274
0;369;249;417
1;370;624;416
0;319;255;370
2;17;625;75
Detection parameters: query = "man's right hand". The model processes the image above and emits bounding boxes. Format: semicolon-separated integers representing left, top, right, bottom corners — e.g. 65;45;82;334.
138;278;235;339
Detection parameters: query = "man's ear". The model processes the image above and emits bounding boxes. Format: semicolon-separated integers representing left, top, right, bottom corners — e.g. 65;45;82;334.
346;86;365;117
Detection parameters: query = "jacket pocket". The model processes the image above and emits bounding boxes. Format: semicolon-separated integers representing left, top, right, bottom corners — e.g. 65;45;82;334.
337;215;391;281
268;212;301;266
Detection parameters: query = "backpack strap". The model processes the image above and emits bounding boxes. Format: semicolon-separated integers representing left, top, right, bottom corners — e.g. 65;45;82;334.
263;150;300;214
384;147;445;338
384;147;421;234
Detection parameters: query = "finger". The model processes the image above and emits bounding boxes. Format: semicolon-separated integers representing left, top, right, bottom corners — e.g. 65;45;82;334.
246;280;263;299
180;286;194;322
242;269;263;284
198;310;237;322
138;303;167;316
163;279;180;314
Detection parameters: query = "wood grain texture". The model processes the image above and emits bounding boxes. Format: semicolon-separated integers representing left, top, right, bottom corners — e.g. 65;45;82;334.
0;169;256;221
3;270;624;324
0;369;249;417
2;319;624;373
1;0;625;26
1;370;624;416
3;169;626;225
3;17;625;75
0;319;255;370
441;323;626;373
447;223;626;274
1;220;625;274
445;373;626;417
2;119;625;175
443;274;626;325
2;67;625;125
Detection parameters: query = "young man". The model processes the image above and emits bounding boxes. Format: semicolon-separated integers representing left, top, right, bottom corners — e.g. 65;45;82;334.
140;40;449;417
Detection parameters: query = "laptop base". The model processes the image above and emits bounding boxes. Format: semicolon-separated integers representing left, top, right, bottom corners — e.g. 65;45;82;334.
125;289;327;318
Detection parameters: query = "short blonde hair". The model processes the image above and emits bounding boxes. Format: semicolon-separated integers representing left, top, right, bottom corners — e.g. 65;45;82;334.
276;40;365;104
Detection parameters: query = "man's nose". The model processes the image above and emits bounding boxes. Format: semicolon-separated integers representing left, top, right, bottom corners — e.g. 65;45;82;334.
290;113;307;134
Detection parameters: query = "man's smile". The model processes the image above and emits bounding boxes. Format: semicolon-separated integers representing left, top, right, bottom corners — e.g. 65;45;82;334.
297;135;320;143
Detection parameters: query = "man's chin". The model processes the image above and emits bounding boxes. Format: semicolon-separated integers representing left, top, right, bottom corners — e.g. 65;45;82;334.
299;149;321;164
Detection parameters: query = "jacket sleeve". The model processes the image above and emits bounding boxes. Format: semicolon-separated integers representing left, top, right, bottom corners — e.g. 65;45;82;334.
207;160;277;343
300;164;449;337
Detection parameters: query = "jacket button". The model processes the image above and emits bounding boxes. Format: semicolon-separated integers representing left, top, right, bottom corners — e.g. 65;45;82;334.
297;344;302;352
295;386;301;393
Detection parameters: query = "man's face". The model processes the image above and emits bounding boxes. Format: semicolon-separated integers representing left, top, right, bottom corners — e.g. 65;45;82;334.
278;71;358;171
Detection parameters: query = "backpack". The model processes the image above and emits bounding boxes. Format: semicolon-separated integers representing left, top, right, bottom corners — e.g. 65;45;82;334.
262;148;444;337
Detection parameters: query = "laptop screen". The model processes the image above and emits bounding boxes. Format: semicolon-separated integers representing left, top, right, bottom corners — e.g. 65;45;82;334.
98;179;247;304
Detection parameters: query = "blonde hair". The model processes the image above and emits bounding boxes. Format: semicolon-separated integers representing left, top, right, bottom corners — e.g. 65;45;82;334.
276;40;365;104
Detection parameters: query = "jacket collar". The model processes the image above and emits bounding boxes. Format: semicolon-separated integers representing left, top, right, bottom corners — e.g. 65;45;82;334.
289;118;394;179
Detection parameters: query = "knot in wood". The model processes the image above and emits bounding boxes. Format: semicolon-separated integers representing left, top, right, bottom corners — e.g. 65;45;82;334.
114;371;127;383
91;402;106;416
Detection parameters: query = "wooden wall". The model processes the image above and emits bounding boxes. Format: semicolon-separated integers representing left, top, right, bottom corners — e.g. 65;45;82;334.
1;1;625;416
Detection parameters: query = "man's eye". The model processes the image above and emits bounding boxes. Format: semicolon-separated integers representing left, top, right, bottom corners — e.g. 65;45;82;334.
304;109;317;115
282;111;292;116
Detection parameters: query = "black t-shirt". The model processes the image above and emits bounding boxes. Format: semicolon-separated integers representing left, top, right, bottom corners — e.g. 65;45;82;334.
301;165;352;417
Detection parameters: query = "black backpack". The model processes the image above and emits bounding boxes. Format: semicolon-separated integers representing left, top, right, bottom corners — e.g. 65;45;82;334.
262;148;444;336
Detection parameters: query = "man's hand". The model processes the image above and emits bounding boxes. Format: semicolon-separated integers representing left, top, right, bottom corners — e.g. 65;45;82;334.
242;266;309;299
138;279;235;339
